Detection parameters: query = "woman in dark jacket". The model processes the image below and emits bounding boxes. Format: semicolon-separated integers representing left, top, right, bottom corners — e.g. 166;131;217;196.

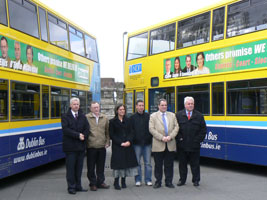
109;104;138;190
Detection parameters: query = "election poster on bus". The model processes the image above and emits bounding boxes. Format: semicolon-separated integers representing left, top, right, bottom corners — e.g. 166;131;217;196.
163;39;267;79
0;35;90;84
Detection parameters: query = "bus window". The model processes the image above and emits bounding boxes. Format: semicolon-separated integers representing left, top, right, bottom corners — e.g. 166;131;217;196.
11;81;40;120
8;0;39;38
177;84;210;114
69;26;85;56
48;13;68;50
72;89;86;114
227;78;267;115
51;87;69;118
149;23;176;55
0;0;7;25
85;34;98;62
149;87;175;113
127;32;148;60
227;0;267;37
39;7;48;41
212;82;224;115
177;12;210;49
212;7;225;41
136;91;144;102
125;92;134;116
42;85;49;119
0;79;8;121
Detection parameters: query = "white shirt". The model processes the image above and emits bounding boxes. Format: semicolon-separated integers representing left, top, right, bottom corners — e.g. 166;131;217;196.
71;110;78;118
92;113;99;124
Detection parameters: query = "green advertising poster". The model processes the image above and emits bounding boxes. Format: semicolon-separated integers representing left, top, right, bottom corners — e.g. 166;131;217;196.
163;39;267;79
0;35;90;84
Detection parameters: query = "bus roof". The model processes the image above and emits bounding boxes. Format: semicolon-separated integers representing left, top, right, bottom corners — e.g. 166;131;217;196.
34;0;97;39
127;0;236;37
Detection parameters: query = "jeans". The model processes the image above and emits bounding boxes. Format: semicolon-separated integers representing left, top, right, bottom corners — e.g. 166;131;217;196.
134;144;152;183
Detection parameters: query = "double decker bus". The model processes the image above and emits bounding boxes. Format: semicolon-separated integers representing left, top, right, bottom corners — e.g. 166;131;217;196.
0;0;100;179
124;0;267;166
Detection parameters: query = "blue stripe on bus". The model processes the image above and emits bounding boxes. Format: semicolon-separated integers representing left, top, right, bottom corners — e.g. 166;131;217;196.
206;120;267;127
0;123;61;134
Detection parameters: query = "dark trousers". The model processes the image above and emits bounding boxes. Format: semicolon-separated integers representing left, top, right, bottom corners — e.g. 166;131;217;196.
153;147;175;185
65;151;85;191
87;148;106;186
178;149;200;183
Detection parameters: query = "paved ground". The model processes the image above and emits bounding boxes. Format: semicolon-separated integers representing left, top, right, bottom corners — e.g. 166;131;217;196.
1;149;267;200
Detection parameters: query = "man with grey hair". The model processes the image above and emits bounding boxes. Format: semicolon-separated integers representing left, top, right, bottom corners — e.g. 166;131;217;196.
61;97;89;194
176;96;207;187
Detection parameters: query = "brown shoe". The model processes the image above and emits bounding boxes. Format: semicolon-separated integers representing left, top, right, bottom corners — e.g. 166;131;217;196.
97;183;110;189
90;185;97;191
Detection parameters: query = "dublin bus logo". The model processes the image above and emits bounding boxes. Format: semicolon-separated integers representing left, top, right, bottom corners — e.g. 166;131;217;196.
17;137;25;151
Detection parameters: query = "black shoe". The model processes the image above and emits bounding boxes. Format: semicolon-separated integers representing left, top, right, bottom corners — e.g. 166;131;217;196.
114;178;121;190
68;190;76;195
177;180;185;186
114;184;121;190
193;182;199;187
121;178;127;188
166;183;175;188
153;183;161;189
76;188;88;192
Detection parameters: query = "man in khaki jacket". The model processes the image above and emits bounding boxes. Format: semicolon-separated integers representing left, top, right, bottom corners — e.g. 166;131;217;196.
149;99;179;189
86;102;110;191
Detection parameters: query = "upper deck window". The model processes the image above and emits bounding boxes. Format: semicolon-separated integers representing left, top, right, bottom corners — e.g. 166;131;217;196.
177;12;210;49
127;32;148;60
227;0;267;37
0;0;7;25
149;23;176;55
39;7;48;42
8;0;39;38
85;34;98;62
212;7;225;41
69;26;85;56
48;13;69;50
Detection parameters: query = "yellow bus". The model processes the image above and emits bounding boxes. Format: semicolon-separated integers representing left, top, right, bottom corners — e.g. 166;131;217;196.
0;0;100;179
124;0;267;165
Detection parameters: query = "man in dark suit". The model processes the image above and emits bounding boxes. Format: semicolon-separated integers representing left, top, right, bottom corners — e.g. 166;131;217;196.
164;59;173;79
176;96;207;187
182;55;195;73
61;97;89;194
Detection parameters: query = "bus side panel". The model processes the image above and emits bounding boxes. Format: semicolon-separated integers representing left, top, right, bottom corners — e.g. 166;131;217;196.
226;127;267;166
0;128;64;179
0;135;11;179
200;126;226;160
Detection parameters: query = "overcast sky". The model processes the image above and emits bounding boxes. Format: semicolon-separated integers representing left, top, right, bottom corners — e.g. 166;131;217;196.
39;0;223;82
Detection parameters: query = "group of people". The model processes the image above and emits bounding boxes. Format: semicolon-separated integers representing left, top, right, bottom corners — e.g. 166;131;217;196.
61;96;207;195
164;53;210;79
0;36;37;73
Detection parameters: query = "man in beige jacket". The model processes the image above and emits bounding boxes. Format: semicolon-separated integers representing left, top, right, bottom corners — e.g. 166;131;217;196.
86;102;110;191
149;99;179;189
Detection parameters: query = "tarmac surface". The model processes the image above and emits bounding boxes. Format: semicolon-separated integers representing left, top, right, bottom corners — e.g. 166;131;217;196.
1;148;267;200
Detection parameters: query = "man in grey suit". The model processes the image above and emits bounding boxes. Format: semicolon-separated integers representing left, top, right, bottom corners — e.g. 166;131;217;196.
149;99;179;189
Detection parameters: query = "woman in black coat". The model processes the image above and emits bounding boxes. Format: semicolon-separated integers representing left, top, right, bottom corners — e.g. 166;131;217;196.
109;104;138;190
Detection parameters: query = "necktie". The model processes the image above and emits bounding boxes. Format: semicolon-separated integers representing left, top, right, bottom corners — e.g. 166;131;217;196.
162;113;168;136
187;112;191;120
75;113;78;119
